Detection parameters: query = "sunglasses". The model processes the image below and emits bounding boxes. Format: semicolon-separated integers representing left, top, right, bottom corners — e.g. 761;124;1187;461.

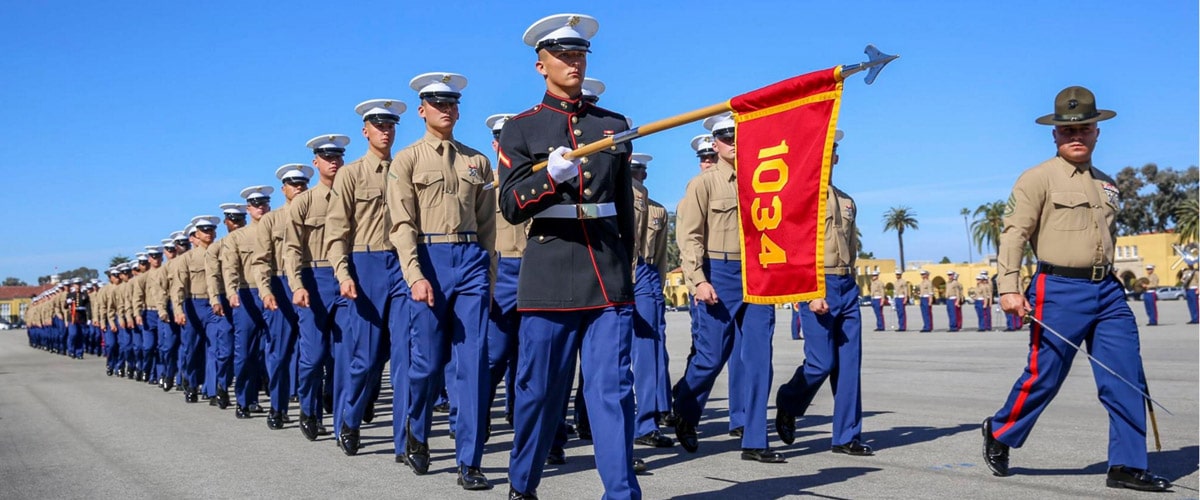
196;225;217;233
317;152;343;160
699;154;717;162
284;178;309;187
247;198;271;207
715;133;735;144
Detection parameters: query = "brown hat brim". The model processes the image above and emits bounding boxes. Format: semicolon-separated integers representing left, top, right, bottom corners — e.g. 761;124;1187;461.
1035;109;1116;126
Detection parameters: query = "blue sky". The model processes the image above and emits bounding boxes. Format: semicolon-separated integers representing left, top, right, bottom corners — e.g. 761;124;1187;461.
1;1;1196;282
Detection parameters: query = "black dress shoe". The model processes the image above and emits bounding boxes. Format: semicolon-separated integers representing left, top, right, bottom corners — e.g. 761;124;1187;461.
658;411;679;428
775;407;796;445
675;419;699;453
563;423;576;435
741;448;787;463
633;458;648;474
117;368;125;378
362;404;375;424
635;431;674;448
217;389;230;410
457;466;491;491
209;396;220;407
338;424;360;456
163;379;174;392
433;401;450;413
981;418;1009;477
290;395;299;403
185;390;198;404
267;410;284;430
509;487;538;500
577;426;592;441
405;421;430;475
729;426;744;438
235;406;251;419
106;368;114;377
316;423;330;436
1106;466;1171;492
248;403;265;413
545;447;566;465
831;440;874;456
280;413;292;424
299;412;319;441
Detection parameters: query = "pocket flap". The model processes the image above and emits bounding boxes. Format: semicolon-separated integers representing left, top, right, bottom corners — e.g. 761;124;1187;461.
1050;191;1089;208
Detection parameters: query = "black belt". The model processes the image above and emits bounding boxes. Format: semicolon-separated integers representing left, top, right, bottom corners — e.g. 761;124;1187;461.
1037;262;1112;282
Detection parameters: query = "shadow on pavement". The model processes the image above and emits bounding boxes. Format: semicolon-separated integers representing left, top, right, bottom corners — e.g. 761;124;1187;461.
1010;445;1198;483
670;466;880;499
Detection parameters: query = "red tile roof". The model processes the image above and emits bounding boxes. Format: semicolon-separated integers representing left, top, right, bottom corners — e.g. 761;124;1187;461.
0;285;54;300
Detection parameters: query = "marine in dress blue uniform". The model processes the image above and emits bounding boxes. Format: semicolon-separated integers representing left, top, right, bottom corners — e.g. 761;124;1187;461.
499;14;641;499
893;271;909;332
323;98;410;456
775;131;874;457
223;190;271;417
285;134;348;439
982;86;1169;491
1141;265;1158;326
386;72;496;489
917;270;934;332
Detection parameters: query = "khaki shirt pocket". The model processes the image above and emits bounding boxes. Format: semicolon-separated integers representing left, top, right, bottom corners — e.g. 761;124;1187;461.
1048;191;1090;231
303;216;325;230
413;171;445;207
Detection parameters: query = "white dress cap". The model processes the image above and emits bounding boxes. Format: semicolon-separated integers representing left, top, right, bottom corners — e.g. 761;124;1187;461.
523;14;599;52
135;252;149;261
306;134;350;154
354;99;407;123
184;223;197;236
410;72;468;103
219;202;247;215
190;215;221;228
240;185;275;201
169;231;185;241
691;134;715;155
486;113;515;132
275;164;314;182
703;112;735;136
145;245;164;254
630;153;653;167
581;78;605;99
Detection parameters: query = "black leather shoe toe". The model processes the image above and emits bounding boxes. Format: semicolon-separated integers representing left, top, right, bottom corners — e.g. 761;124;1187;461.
981;418;1010;477
362;404;375;424
235;406;251;419
217;389;230;410
405;422;430;475
299;413;319;441
509;487;538;500
633;458;648;474
831;440;874;456
457;466;491;491
248;403;265;413
433;402;450;413
635;431;674;448
1106;466;1171;492
775;407;796;445
728;426;744;438
741;448;787;463
675;419;699;453
338;425;360;456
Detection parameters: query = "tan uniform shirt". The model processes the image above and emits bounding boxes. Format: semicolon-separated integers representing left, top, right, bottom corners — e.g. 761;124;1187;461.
284;184;332;291
975;283;993;305
676;159;740;291
143;266;166;316
633;179;650;258
894;278;910;300
998;156;1119;294
823;184;858;271
493;184;528;259
254;208;289;295
163;253;187;313
644;199;670;276
386;133;496;284
172;245;211;310
220;226;257;298
205;238;227;307
129;272;148;318
1145;273;1159;291
945;280;964;303
870;280;884;298
325;151;393;283
919;279;933;298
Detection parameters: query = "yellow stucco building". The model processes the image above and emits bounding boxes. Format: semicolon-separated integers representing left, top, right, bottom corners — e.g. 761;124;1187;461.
659;232;1189;304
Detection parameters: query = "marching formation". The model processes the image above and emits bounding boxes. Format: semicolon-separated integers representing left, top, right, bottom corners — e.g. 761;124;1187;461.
20;12;1174;499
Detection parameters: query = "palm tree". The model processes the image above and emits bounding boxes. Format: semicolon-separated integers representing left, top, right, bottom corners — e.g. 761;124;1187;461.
1175;198;1198;244
971;200;1007;257
108;255;131;268
960;208;973;263
882;206;918;270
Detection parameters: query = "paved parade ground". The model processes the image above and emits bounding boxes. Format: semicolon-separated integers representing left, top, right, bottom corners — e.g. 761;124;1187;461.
1;301;1196;499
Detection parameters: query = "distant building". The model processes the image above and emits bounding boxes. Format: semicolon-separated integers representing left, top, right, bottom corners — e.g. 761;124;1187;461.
0;285;54;325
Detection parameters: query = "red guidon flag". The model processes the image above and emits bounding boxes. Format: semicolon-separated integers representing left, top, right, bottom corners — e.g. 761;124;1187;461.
730;67;842;304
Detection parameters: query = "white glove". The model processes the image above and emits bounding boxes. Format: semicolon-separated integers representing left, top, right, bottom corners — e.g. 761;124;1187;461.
547;146;580;183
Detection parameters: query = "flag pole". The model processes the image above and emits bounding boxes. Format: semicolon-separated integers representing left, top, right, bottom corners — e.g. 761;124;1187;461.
493;44;898;184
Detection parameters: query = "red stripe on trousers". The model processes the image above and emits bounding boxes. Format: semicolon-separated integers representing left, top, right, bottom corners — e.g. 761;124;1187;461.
995;273;1046;439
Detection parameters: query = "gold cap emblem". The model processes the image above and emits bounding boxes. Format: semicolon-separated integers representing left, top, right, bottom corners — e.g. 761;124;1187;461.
441;75;452;84
568;15;580;27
